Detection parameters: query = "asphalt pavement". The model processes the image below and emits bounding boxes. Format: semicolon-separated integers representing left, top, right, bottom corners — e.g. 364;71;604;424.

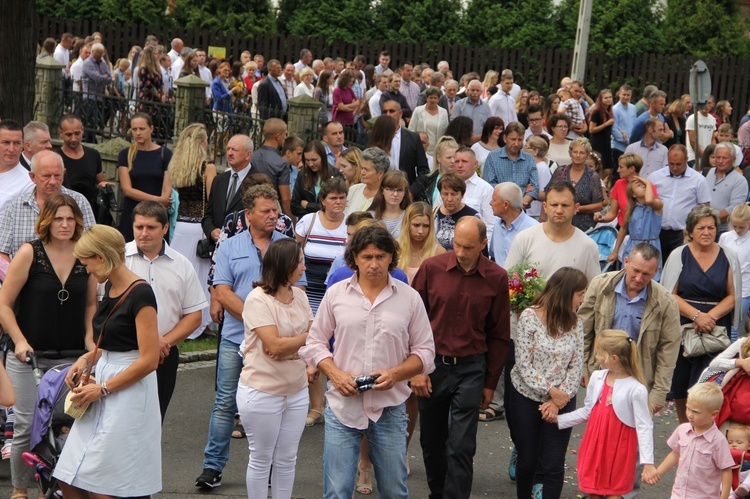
0;360;678;498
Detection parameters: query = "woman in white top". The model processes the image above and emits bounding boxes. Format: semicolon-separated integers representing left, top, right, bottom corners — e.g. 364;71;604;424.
719;204;750;341
368;170;411;237
345;147;389;215
546;113;573;170
293;67;315;98
471;116;505;175
238;238;313;499
523;136;553;219
510;267;588;499
408;87;449;155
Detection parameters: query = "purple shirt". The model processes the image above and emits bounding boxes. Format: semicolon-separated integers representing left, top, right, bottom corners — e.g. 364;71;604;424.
667;422;734;499
332;86;356;125
299;274;435;429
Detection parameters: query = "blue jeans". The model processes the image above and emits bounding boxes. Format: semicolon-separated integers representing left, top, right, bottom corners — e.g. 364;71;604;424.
732;296;750;342
203;338;243;472
323;404;408;499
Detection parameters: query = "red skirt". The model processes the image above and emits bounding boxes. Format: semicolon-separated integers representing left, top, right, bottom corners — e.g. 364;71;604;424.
577;382;638;495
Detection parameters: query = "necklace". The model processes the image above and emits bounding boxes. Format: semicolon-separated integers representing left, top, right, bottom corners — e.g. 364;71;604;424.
58;284;69;305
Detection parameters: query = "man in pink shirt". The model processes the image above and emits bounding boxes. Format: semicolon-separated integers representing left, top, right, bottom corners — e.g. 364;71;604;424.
300;225;435;499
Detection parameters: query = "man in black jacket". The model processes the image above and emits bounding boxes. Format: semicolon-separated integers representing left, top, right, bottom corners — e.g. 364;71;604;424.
380;100;429;190
256;59;287;120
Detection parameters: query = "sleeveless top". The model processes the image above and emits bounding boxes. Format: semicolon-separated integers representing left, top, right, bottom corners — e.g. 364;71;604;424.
177;166;206;222
17;240;89;351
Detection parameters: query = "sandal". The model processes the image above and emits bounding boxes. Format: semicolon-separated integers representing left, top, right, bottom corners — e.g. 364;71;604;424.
478;408;505;421
356;464;373;495
10;491;28;499
305;409;324;427
231;422;246;439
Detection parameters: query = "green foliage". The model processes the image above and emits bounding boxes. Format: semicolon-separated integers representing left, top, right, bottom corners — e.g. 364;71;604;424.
372;0;462;44
665;0;750;56
460;0;562;48
552;0;666;57
175;0;276;37
282;0;374;42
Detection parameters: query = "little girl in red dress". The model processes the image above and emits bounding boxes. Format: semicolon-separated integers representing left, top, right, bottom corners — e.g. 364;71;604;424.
555;329;656;498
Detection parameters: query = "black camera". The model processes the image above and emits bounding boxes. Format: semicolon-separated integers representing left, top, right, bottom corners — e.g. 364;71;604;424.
354;374;381;392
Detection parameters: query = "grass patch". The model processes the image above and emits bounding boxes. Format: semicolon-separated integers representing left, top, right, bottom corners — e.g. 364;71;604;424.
178;335;218;354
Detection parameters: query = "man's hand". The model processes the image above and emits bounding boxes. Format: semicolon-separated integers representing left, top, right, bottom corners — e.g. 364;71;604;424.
210;293;223;323
329;370;358;397
158;336;171;359
211;228;221;242
522;194;533;209
410;374;432;398
649;402;664;415
372;369;397;391
306;366;319;384
481;388;493;410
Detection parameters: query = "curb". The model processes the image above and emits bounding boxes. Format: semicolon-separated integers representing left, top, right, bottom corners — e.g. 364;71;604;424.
178;349;217;364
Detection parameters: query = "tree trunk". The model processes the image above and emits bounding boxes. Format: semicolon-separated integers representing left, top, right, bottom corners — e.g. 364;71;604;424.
0;0;37;122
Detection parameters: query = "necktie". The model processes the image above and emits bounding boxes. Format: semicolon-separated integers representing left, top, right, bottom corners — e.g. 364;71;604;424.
226;172;238;210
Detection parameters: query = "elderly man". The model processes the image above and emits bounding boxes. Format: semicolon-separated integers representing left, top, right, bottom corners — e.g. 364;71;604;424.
483;122;539;208
443;79;460;118
300;225;435;498
81;42;112;141
0;150;94;261
489;182;539;267
126;201;207;420
647;144;711;263
256;59;287;119
412;217;510;499
489;70;518;125
294;48;312;70
452;80;491;141
0;120;33;216
279;62;296;100
19;121;53;170
579;243;680;413
625;117;669;178
196;185;304;490
706;142;749;236
168;38;183;64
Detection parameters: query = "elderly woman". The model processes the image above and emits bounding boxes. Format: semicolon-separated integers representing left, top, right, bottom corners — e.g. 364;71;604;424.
661;205;742;424
238;238;313;498
548;137;604;232
434;173;481;250
294;67;315;98
54;225;161;498
0;194;96;499
299;225;435;499
546;113;573;168
408;87;449;156
345;147;389;215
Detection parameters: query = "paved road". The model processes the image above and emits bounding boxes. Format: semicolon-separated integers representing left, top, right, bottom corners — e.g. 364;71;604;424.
0;361;678;497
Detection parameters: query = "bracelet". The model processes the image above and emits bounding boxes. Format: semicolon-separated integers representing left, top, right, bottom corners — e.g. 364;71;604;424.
692;311;701;322
100;382;111;397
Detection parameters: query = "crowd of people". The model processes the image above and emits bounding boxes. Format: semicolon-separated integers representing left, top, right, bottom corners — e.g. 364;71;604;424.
2;30;750;499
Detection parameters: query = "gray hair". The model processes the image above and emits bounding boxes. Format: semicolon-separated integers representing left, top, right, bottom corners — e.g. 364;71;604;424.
685;205;720;235
24;121;50;142
232;134;254;153
716;141;736;159
430;72;444;86
628;243;661;263
180;46;192;57
444;79;458;90
31;150;64;174
91;43;105;54
569;136;592;153
171;38;183;48
362;147;390;174
467;79;483;90
496;182;523;210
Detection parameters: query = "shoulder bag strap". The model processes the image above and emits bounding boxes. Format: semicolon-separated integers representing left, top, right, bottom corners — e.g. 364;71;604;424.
81;279;147;384
302;212;318;249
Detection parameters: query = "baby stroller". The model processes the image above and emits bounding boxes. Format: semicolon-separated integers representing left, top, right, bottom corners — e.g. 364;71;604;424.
21;354;77;499
586;225;619;272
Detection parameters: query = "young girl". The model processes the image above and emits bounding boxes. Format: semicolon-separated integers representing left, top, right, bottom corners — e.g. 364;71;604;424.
557;329;656;498
610;176;663;278
719;204;750;341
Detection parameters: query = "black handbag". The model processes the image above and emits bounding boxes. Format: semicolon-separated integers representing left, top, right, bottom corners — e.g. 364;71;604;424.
196;165;215;259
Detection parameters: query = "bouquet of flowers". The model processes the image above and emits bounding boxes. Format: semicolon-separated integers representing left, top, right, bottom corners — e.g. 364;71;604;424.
508;263;545;314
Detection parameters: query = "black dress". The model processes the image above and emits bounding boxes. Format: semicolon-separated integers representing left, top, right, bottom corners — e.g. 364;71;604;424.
17;240;89;351
118;146;172;241
670;246;732;398
589;108;613;172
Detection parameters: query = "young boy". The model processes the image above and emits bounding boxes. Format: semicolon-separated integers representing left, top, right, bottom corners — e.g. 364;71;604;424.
644;383;734;499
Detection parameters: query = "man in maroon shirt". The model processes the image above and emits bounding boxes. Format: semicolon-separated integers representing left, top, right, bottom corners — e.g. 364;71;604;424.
411;217;511;499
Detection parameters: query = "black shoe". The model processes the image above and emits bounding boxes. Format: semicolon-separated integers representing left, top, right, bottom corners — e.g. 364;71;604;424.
195;468;222;490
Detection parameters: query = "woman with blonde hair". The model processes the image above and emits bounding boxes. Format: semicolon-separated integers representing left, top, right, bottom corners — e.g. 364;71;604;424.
397;201;446;284
664;99;687;148
335;147;363;187
416;136;459;205
168;123;217;338
515;90;530;128
54;224;161;498
294;67;315;97
482;70;499;101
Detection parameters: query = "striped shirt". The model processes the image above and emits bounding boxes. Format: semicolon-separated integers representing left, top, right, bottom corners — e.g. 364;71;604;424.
295;212;347;263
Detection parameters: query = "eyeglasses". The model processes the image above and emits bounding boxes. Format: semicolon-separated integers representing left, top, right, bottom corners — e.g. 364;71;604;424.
384;187;405;194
